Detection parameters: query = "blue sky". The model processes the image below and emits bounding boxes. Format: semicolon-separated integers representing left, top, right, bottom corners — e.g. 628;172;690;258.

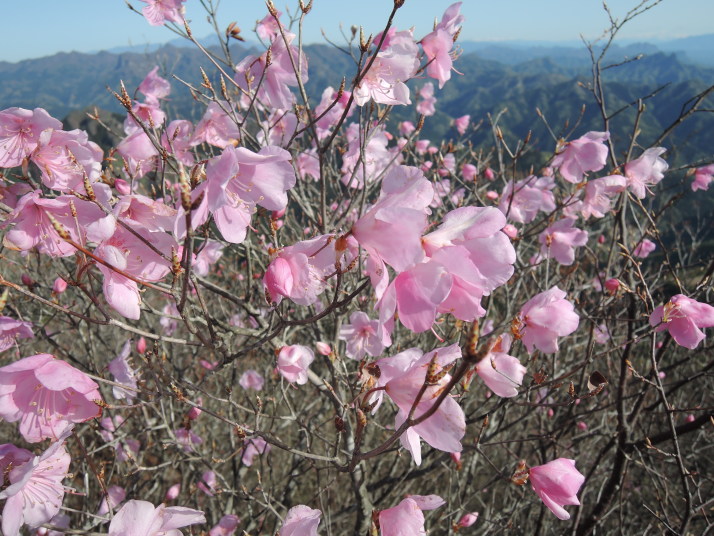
0;0;711;63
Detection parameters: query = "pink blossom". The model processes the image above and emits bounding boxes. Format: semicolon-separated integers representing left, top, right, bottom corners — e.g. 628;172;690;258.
416;83;437;116
96;485;126;517
498;175;556;223
399;121;416;136
339;311;387;360
108;339;139;402
632;238;656;258
174;428;202;452
139;0;186;26
692;164;714;191
52;278;68;294
137;337;147;354
0;431;71;536
239;370;264;391
197;470;217;496
516;287;580;354
539;218;589;266
108;500;205;536
0;107;62;168
624;147;668;199
340;123;399;189
380;344;465;465
296;149;320;181
161;119;195;166
138;66;171;102
0;316;34;352
580;175;626;219
209;515;240;536
279;505;321;536
255;10;282;41
242;437;271;466
421;29;455;89
461;163;477;181
0;354;101;443
354;29;419;106
114;194;177;233
165;484;181;501
123;100;166;135
379;494;444;535
604;278;619;294
454;114;470;135
314;86;354;140
551;131;609;183
277;345;315;385
192;101;241;148
475;334;526;398
458;512;479;528
193;240;224;277
31;128;103;192
529;458;585;520
650;294;714;349
315;342;332;356
116;129;159;178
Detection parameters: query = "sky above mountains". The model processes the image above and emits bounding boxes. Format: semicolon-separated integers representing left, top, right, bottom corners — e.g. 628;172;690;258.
1;0;712;63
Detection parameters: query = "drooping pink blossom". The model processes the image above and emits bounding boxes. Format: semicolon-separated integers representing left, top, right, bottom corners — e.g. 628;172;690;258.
632;238;656;258
0;316;34;352
538;218;589;266
529;458;585;520
650;294;714;349
279;505;321;536
551;132;609;183
475;334;526;398
339;311;387;360
580;174;626;219
516;287;580;354
691;164;714;192
379;344;465;465
108;339;139;402
239;370;264;391
242;437;271;466
624;147;668;199
209;515;240;536
0;107;62;168
0;354;101;443
0;430;72;536
108;500;205;536
354;29;419;106
139;0;186;26
498;175;556;223
277;345;315;385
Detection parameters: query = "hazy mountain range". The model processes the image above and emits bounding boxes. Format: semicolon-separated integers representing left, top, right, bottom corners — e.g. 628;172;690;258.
1;34;712;166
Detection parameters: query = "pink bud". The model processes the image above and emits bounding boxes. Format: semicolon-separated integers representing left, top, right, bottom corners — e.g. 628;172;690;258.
188;399;203;420
450;452;461;465
53;277;68;294
115;178;131;195
502;224;518;239
272;207;286;219
461;163;477;182
274;219;284;229
685;414;695;423
658;371;666;379
547;408;554;418
315;342;332;356
604;278;619;294
428;147;438;155
165;483;181;501
458;512;479;528
576;421;588;431
200;359;218;370
598;234;606;244
21;273;34;287
136;337;147;354
437;168;449;177
656;341;663;349
485;190;498;200
483;167;495;180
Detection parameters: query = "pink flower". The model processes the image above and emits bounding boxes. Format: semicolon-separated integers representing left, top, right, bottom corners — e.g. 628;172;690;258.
197;470;217;496
551;131;609;183
692;164;714;191
52;278;68;294
458;512;479;528
421;29;455;89
454;114;470;135
529;458;585;520
108;500;205;536
498;175;556;223
279;505;321;536
461;163;477;181
161;119;195;166
475;334;526;398
0;354;101;443
96;485;126;517
624;147;668;199
538;218;588;266
632;238;656;258
138;66;171;102
0;316;34;352
31;128;103;192
0;431;72;536
416;83;437;116
108;340;139;402
315;342;332;356
139;0;186;26
354;29;419;106
0;107;62;168
580;175;626;219
239;370;264;391
277;345;315;385
174;428;202;452
192;240;224;277
209;515;240;536
192;101;241;148
650;294;714;349
379;494;444;535
379;344;465;465
242;437;271;466
165;484;181;501
339;311;387;360
516;287;579;354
